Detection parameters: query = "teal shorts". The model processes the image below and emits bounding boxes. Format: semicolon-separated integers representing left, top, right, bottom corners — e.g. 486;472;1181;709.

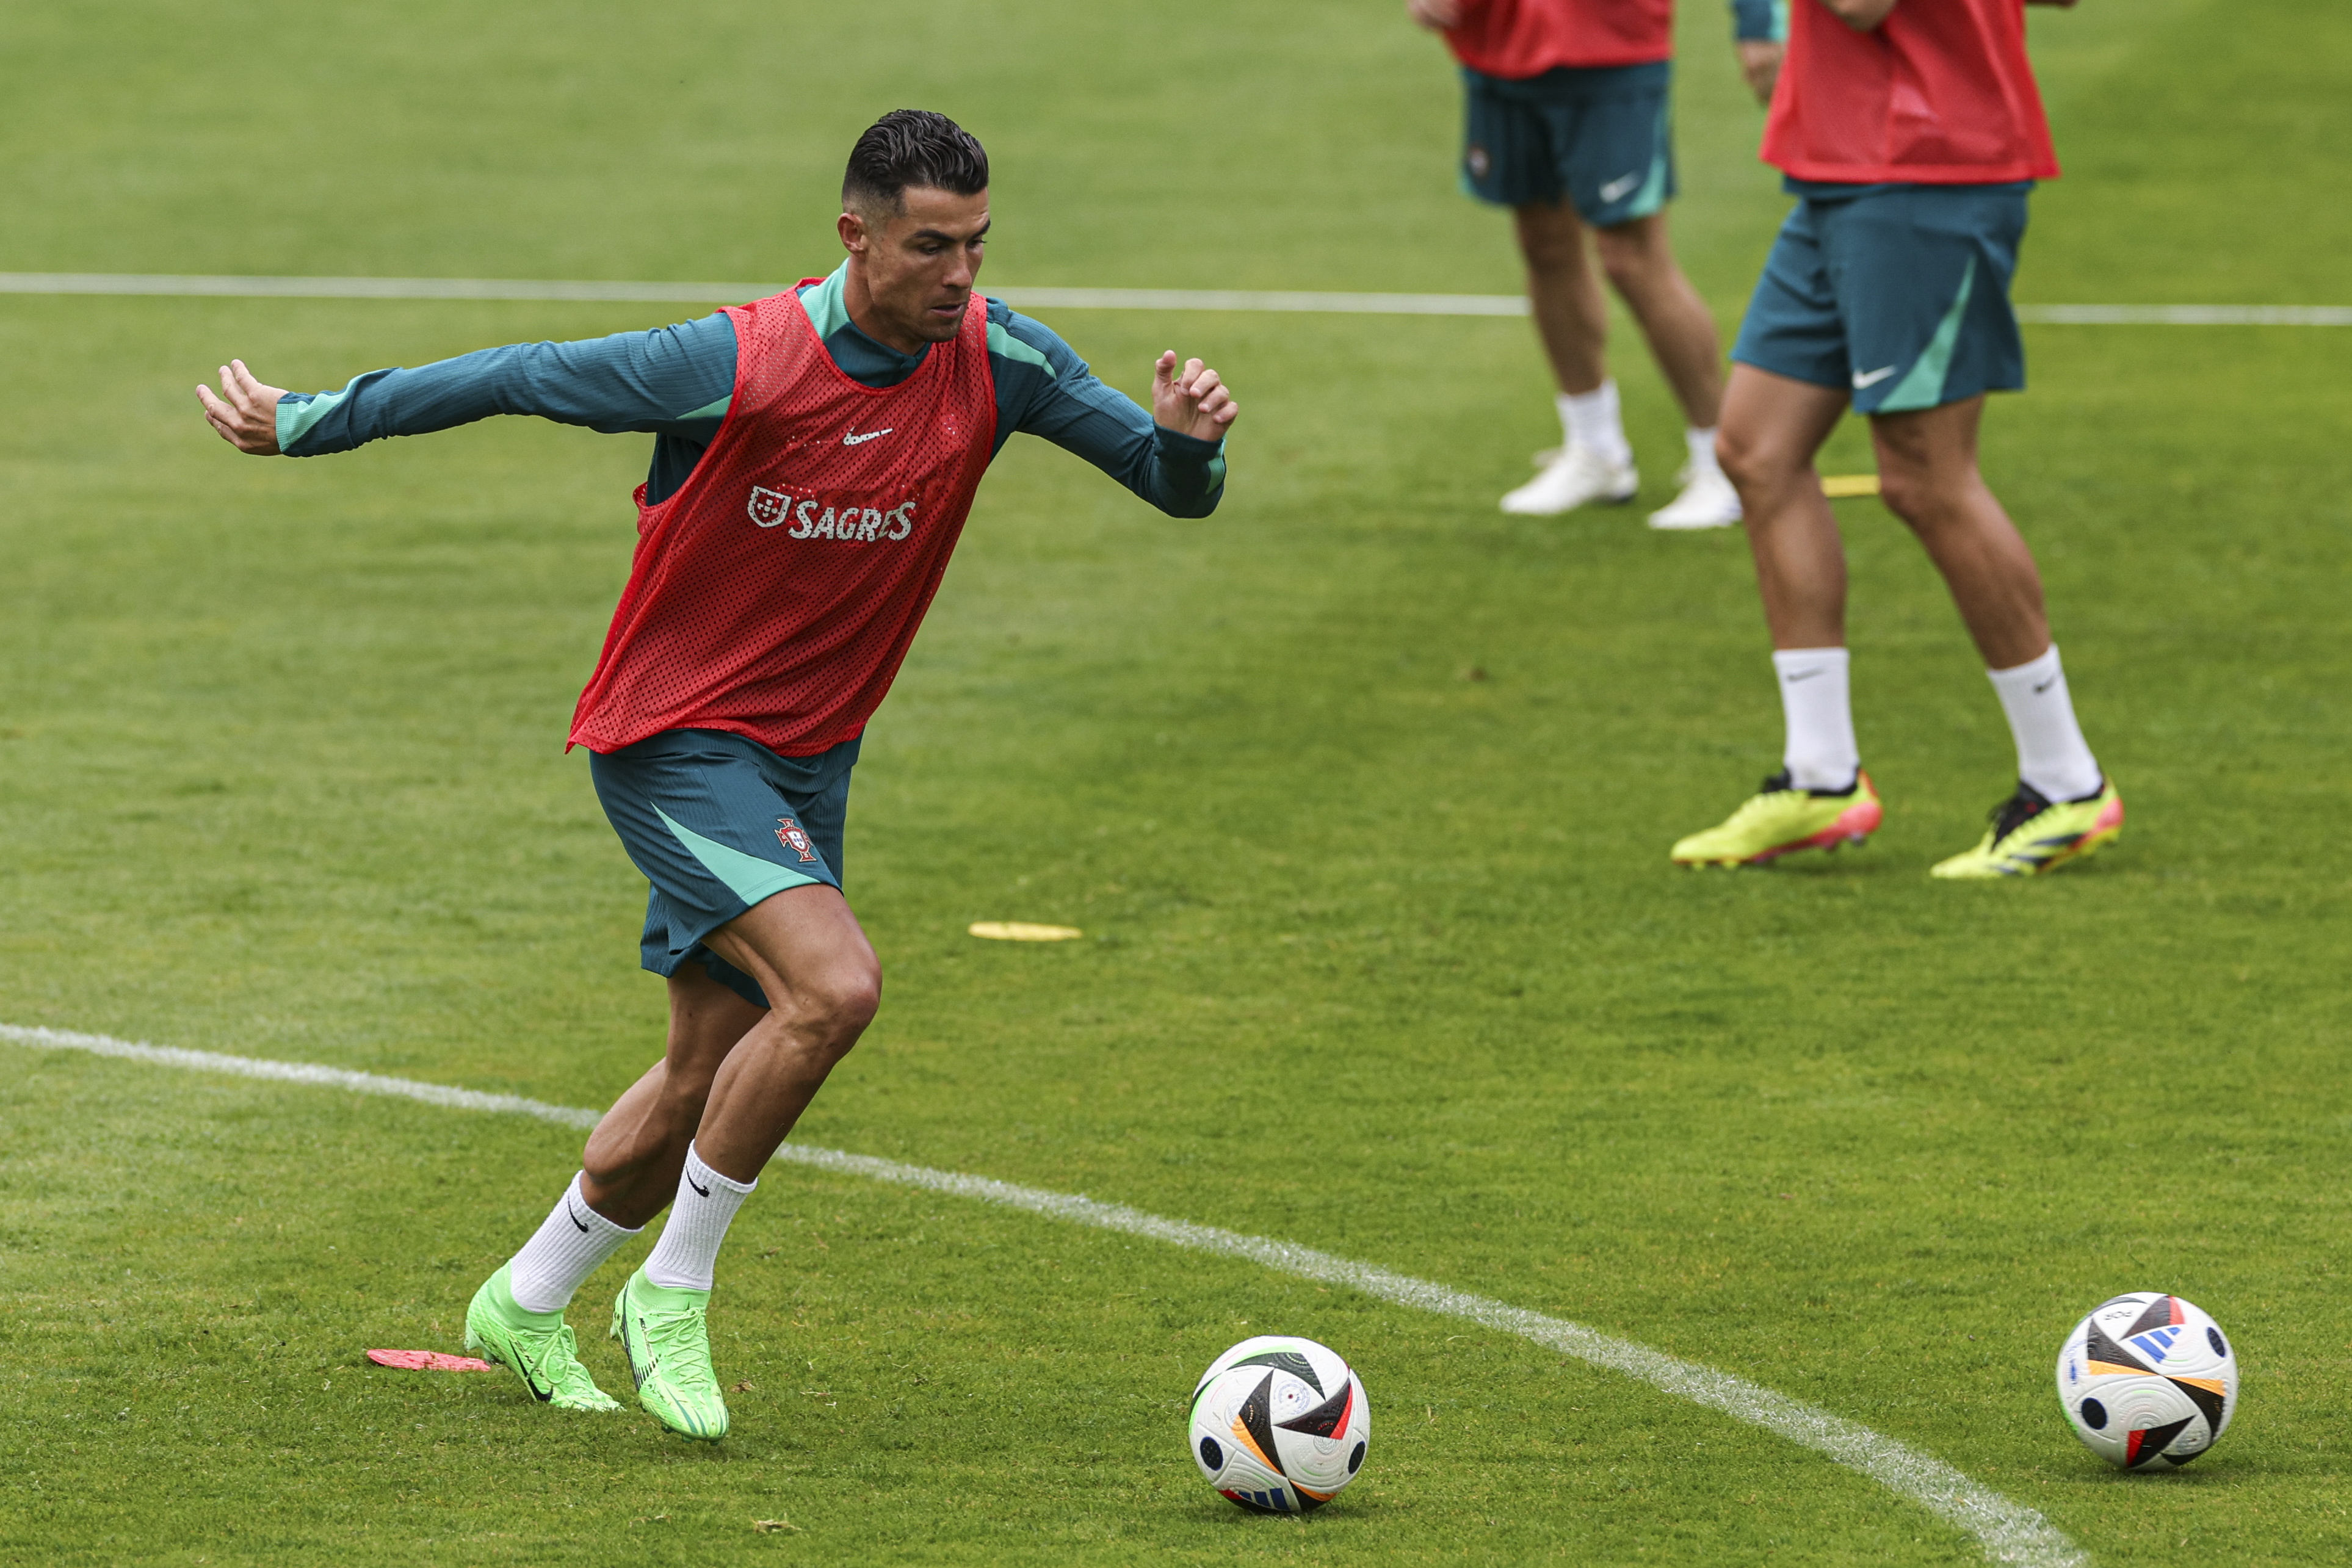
1731;181;2031;414
588;728;857;1009
1460;60;1675;225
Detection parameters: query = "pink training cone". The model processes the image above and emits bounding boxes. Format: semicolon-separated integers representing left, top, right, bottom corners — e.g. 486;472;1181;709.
366;1348;499;1373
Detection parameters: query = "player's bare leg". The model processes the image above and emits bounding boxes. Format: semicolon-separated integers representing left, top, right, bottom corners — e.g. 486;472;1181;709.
576;966;766;1227
1517;199;1612;399
605;884;878;1440
1668;366;1873;867
1595;212;1740;529
1870;396;2118;875
678;884;880;1181
1717;365;1851;651
1500;201;1639;514
1593;214;1721;433
1867;396;2048;668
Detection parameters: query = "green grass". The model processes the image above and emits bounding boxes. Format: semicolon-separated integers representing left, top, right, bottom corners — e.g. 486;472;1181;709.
2;0;2349;1563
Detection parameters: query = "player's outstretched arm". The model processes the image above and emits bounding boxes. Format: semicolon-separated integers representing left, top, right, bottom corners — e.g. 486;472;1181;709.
1151;352;1239;443
197;359;288;455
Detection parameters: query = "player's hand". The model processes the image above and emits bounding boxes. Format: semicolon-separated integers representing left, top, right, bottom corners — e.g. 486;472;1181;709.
1406;0;1461;31
1152;352;1238;443
1737;40;1784;105
197;359;287;455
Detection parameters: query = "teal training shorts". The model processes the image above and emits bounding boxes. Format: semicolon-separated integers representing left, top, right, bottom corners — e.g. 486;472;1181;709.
1460;60;1676;225
588;728;857;1009
1731;181;2032;414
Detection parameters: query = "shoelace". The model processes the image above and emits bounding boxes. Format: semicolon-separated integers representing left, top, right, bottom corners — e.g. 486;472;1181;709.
1988;783;2053;844
522;1321;598;1398
635;1303;721;1395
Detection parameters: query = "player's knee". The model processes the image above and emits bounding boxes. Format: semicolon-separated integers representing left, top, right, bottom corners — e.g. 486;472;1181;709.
1713;422;1779;491
1873;461;1942;526
806;961;881;1044
1593;228;1659;291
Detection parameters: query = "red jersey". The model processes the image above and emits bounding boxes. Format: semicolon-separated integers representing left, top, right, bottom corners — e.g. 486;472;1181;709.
568;287;996;756
1441;0;1676;78
1762;0;2058;184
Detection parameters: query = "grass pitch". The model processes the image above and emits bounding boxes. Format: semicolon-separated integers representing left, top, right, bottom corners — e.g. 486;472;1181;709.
3;1;2350;1563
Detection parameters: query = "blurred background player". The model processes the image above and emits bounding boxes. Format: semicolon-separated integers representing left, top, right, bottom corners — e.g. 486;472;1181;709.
1408;0;1775;529
1671;0;2123;877
197;110;1238;1438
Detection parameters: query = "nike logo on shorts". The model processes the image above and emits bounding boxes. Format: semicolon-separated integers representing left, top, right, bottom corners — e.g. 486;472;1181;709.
1851;366;1898;389
842;427;894;446
1599;172;1641;203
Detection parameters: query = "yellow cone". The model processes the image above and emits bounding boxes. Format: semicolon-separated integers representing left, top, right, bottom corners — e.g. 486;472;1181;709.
968;922;1084;942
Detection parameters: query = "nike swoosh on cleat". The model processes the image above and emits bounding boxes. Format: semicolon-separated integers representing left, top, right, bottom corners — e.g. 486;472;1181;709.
1851;366;1898;389
1599;172;1641;202
841;427;893;446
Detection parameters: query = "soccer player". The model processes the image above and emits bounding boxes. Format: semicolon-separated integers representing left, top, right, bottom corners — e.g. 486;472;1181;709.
1407;0;1767;529
1670;0;2126;877
195;110;1237;1437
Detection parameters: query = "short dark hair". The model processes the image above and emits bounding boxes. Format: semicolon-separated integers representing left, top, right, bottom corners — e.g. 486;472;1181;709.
842;110;988;214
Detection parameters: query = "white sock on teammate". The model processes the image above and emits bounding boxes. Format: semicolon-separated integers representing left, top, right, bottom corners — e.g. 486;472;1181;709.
1987;644;2102;800
1557;381;1633;467
508;1171;641;1313
642;1143;756;1292
1773;647;1860;791
1684;424;1723;475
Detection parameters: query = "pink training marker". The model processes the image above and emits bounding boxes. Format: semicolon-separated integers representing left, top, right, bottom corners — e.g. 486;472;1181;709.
366;1348;499;1373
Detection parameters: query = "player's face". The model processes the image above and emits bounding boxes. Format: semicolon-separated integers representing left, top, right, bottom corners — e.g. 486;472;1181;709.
842;187;990;349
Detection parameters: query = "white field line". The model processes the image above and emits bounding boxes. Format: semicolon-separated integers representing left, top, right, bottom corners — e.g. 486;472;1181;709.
1;1021;2086;1568
0;271;2342;326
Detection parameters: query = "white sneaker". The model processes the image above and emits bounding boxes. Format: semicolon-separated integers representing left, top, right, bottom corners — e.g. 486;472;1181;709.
1500;444;1638;516
1646;464;1743;530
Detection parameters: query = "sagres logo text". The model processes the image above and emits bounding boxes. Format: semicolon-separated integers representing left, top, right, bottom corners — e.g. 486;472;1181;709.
747;486;916;541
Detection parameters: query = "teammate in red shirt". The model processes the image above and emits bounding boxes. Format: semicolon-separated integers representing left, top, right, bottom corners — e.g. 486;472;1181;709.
1409;0;1757;529
1671;0;2126;879
197;112;1238;1439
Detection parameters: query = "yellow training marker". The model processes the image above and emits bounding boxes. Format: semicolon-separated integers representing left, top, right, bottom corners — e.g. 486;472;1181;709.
1821;473;1881;498
968;921;1084;942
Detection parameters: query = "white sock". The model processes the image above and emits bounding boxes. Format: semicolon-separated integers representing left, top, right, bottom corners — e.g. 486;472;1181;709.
1557;381;1632;467
642;1143;756;1292
1986;644;2102;801
507;1172;640;1314
1773;647;1859;791
1684;425;1722;475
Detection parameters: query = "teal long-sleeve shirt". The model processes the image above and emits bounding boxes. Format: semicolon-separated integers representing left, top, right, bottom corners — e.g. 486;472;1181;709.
273;263;1229;516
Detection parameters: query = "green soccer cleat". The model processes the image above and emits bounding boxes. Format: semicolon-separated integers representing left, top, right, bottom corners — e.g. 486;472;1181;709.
1671;770;1884;867
609;1268;730;1441
1930;778;2124;879
463;1263;621;1412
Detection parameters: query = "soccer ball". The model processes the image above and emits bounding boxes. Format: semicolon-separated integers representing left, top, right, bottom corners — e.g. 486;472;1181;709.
1187;1335;1370;1513
2056;1292;2238;1470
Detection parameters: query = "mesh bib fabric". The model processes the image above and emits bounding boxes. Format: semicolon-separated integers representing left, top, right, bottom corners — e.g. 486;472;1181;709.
569;286;997;756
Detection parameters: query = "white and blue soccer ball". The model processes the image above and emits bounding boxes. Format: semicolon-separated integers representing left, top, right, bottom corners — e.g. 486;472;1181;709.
1187;1335;1370;1513
2056;1292;2238;1470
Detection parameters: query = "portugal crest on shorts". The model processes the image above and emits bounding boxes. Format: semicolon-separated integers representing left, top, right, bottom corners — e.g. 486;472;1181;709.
747;486;792;529
775;816;817;862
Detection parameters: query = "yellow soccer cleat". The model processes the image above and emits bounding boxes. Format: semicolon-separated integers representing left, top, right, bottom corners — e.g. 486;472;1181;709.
1930;778;2123;879
1671;770;1884;867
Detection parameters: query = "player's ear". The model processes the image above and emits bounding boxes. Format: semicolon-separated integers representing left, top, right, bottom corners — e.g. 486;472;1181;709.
837;209;867;255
